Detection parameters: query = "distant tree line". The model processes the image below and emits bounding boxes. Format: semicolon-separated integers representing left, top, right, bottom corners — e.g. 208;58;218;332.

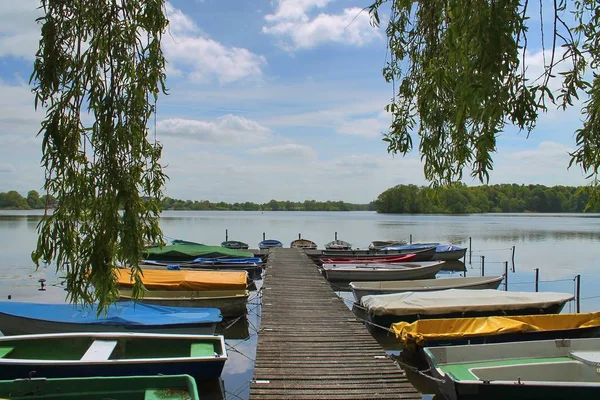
374;184;600;214
0;190;57;210
162;197;375;211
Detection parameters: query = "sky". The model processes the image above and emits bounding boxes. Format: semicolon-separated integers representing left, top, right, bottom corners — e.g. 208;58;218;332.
0;0;592;204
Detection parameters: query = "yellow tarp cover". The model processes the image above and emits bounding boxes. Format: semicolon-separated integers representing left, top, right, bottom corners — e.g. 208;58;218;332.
392;312;600;347
116;268;248;291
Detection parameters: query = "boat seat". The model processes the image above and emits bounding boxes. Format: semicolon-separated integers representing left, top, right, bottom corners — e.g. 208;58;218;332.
570;351;600;366
190;343;216;358
145;389;189;400
80;340;118;361
0;347;14;358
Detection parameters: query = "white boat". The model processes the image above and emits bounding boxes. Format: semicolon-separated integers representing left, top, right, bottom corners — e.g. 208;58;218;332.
349;275;504;303
423;337;600;400
361;289;573;328
320;261;444;282
325;240;352;250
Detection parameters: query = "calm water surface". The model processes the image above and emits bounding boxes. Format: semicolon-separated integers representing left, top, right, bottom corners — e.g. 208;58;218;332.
0;210;599;399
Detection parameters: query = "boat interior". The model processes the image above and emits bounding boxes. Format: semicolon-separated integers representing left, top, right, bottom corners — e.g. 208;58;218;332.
0;336;223;362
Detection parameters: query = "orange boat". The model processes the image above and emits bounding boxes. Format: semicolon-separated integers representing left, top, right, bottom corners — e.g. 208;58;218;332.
115;268;247;291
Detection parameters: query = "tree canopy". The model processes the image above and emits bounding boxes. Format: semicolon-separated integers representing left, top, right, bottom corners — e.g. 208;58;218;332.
368;0;600;206
30;0;168;311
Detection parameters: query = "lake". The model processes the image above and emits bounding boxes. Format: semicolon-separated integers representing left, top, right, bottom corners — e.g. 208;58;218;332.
0;210;599;399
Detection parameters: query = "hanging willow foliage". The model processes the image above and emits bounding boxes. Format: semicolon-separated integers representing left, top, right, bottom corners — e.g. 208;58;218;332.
30;0;168;312
369;0;600;205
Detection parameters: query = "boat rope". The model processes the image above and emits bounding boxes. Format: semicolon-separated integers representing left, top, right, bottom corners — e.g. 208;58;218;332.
226;379;251;400
225;343;255;362
391;357;447;384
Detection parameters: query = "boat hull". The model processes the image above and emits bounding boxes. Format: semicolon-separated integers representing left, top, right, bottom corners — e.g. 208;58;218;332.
118;289;249;318
321;247;436;261
432;248;467;261
350;276;503;303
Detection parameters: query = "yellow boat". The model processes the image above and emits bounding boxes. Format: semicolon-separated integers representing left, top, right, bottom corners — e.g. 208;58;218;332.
115;268;247;291
116;269;249;317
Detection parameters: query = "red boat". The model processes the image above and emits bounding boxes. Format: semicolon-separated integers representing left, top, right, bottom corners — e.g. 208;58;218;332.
320;253;417;264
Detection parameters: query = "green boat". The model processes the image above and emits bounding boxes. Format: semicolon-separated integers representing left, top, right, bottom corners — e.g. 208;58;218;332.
423;337;600;399
0;374;199;399
144;242;253;261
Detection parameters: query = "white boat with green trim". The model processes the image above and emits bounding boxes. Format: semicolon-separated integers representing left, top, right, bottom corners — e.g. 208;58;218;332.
423;337;600;400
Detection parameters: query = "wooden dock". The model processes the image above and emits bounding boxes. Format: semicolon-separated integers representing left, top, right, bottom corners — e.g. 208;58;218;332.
249;248;420;399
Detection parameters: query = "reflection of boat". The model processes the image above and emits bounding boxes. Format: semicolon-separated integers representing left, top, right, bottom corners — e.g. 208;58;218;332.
0;301;221;336
349;275;504;303
321;261;444;282
290;238;317;249
361;289;574;327
325;240;352;250
258;239;283;249
0;374;200;400
119;289;249;318
216;315;251;340
369;240;407;250
423;338;600;400
0;332;227;381
221;240;249;250
438;260;467;272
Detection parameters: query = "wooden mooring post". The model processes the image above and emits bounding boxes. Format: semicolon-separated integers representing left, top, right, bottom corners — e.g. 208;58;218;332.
534;268;539;292
511;245;516;272
481;255;485;277
335;231;338;240
576;274;581;313
504;261;508;291
468;236;472;264
262;232;265;241
225;229;228;241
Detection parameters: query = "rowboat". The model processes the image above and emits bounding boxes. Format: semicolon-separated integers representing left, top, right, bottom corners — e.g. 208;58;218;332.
422;337;600;399
361;289;574;327
325;240;352;250
140;260;263;279
144;243;253;262
258;239;283;249
0;332;227;382
321;253;417;264
349;275;504;303
119;288;249;318
290;238;317;249
321;246;436;261
368;240;407;250
0;301;221;336
0;374;199;400
320;261;444;282
221;240;249;249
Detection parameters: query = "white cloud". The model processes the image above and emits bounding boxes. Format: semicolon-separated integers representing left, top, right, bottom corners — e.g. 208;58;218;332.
0;163;15;173
0;81;43;135
164;2;266;83
263;0;380;50
248;143;317;159
157;115;271;144
0;0;40;59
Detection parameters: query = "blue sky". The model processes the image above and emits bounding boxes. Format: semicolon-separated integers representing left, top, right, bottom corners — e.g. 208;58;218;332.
0;0;591;203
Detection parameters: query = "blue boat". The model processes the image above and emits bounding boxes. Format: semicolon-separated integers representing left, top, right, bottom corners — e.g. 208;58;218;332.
0;332;227;382
258;239;283;249
193;257;263;264
0;301;222;336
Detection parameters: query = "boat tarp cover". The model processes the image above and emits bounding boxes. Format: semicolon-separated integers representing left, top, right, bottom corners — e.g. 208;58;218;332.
361;289;574;316
392;312;600;347
144;244;253;261
0;301;222;325
116;269;248;291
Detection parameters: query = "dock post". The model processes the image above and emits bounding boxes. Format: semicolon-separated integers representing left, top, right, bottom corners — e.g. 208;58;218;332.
576;274;581;313
335;232;338;240
511;245;516;272
298;233;301;240
225;229;228;241
409;234;412;244
535;268;539;292
263;232;266;241
504;261;508;291
468;237;472;265
481;255;485;277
